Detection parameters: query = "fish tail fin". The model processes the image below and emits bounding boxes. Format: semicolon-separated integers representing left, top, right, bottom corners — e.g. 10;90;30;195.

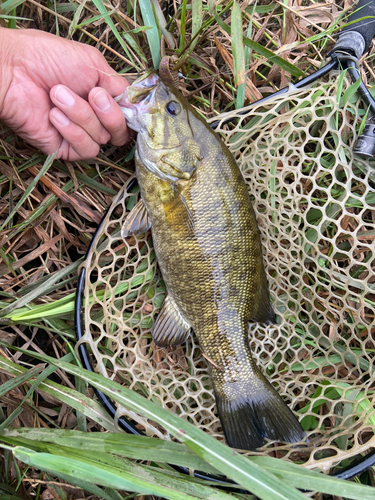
215;376;305;451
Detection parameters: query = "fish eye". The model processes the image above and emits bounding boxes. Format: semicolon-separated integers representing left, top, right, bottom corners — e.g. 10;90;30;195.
166;101;181;116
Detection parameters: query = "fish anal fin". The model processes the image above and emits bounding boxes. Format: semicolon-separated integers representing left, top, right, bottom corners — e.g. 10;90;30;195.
250;266;276;324
121;199;151;238
251;301;276;324
153;295;191;347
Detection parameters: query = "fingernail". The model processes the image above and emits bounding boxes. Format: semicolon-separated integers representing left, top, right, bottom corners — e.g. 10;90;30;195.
52;108;70;126
94;91;111;111
55;86;75;107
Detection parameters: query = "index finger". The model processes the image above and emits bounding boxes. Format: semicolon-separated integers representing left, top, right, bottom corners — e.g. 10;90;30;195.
89;87;130;146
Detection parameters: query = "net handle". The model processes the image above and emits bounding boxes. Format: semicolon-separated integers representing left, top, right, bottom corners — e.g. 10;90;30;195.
329;0;375;60
342;0;375;54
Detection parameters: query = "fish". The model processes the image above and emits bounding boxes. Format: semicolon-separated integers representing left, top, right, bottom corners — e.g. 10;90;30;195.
117;71;305;450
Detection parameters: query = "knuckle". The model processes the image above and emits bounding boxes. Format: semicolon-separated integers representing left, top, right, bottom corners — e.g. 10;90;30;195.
79;108;93;125
74;128;87;143
86;44;102;59
100;130;111;144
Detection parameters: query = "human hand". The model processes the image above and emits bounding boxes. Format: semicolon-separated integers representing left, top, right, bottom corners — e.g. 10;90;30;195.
0;28;130;160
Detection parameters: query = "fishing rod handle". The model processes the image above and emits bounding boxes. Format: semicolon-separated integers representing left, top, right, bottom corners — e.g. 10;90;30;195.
332;0;375;59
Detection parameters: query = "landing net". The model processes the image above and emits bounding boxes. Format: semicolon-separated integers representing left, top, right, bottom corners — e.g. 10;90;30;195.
77;75;375;470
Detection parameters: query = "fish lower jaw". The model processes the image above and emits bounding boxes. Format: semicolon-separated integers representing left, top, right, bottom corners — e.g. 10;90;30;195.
117;102;141;132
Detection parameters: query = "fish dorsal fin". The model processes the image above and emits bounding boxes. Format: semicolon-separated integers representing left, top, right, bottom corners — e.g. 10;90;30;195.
121;199;151;238
153;295;191;347
250;267;277;324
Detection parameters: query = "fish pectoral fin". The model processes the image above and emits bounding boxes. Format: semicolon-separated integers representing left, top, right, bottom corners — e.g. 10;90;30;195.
174;189;195;232
153;295;191;347
121;199;151;238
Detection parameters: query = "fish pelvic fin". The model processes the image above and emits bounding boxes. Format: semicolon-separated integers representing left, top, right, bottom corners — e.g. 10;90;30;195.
121;199;151;238
153;294;191;347
214;375;305;451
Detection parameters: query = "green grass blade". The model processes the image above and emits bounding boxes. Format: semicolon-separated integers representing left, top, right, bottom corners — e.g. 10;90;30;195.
0;14;32;20
191;0;203;52
44;471;116;500
0;365;45;398
0;0;25;15
0;408;24;431
213;10;304;79
0;153;56;233
91;0;136;66
0;259;82;318
12;447;153;497
68;0;88;37
179;0;187;52
5;191;60;242
340;76;361;107
238;4;254;111
74;13;112;29
2;359;375;500
248;456;375;500
3;428;375;500
7;293;77;321
0;428;219;475
7;7;16;28
138;0;161;69
121;29;149;65
151;0;175;49
336;67;347;104
10;445;234;500
3;348;307;500
0;364;59;433
0;356;118;432
242;37;305;78
6;263;154;322
358;105;371;135
232;1;245;109
232;1;245;88
336;383;375;427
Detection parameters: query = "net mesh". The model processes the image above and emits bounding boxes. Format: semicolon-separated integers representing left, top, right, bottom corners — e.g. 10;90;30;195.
77;76;375;470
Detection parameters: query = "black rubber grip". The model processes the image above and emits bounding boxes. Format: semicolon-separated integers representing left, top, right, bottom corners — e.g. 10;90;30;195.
342;0;375;53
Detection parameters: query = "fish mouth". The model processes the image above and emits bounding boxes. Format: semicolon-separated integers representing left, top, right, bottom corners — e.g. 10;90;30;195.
115;71;159;123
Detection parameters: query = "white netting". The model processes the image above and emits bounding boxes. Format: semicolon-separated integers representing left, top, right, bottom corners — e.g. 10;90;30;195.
77;75;375;470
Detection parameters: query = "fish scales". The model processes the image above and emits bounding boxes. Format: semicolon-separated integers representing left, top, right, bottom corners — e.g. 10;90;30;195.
118;72;305;450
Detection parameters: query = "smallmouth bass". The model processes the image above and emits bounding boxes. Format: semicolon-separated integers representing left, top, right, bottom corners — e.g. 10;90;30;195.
117;72;305;450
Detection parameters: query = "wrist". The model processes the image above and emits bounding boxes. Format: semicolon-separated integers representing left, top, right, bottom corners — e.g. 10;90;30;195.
0;28;14;121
